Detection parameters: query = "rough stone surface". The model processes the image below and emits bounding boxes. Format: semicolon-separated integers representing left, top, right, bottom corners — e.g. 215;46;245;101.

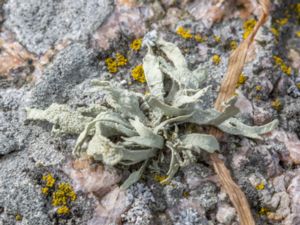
3;0;113;54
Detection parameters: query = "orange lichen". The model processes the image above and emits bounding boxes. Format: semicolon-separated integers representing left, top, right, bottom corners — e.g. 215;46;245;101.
176;26;193;39
212;54;221;65
273;56;292;76
130;38;142;51
131;64;146;83
42;174;56;188
243;19;256;40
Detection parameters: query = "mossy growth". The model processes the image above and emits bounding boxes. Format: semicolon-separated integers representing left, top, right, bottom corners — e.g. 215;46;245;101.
130;38;142;51
131;64;146;83
243;19;256;40
212;54;221;65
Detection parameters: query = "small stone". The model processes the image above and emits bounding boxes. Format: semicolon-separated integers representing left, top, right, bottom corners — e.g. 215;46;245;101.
216;204;236;225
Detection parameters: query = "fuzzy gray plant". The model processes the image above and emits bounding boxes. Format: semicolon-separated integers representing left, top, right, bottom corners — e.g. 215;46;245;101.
26;32;278;189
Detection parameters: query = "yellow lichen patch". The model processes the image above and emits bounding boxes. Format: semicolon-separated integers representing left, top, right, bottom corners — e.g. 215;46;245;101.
270;27;279;37
213;35;221;43
212;54;221;65
271;98;282;111
130;38;142;51
256;85;262;91
131;64;146;83
115;53;128;67
52;182;76;207
15;214;23;221
183;191;190;198
42;173;56;188
41;187;49;195
236;73;247;87
105;53;128;73
230;40;238;50
296;83;300;89
258;207;270;216
194;34;204;43
296;31;300;38
256;183;265;190
276;18;288;26
243;19;257;40
176;26;193;39
105;58;118;73
273;56;292;76
57;206;70;215
154;174;171;185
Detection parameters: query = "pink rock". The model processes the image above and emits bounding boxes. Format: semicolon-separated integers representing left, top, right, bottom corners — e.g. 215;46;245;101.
271;131;300;165
63;159;121;197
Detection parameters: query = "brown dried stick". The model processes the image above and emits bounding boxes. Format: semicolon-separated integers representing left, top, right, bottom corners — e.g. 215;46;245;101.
210;1;270;225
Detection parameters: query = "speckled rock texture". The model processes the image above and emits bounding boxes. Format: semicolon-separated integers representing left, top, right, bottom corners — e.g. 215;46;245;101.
3;0;113;54
1;0;300;225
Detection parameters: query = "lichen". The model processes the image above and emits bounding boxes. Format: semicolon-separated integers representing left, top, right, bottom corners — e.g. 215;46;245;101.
271;98;282;111
57;206;70;215
213;35;221;43
15;214;23;221
130;38;143;51
236;73;247;88
296;31;300;38
42;173;56;188
52;182;77;207
131;64;146;83
212;54;221;65
105;57;118;73
276;18;288;26
176;26;193;39
194;34;204;43
255;182;265;190
273;56;292;76
105;53;128;73
230;40;238;50
243;19;256;40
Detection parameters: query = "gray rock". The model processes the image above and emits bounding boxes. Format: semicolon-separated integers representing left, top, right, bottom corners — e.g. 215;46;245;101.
4;0;113;54
30;43;100;108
